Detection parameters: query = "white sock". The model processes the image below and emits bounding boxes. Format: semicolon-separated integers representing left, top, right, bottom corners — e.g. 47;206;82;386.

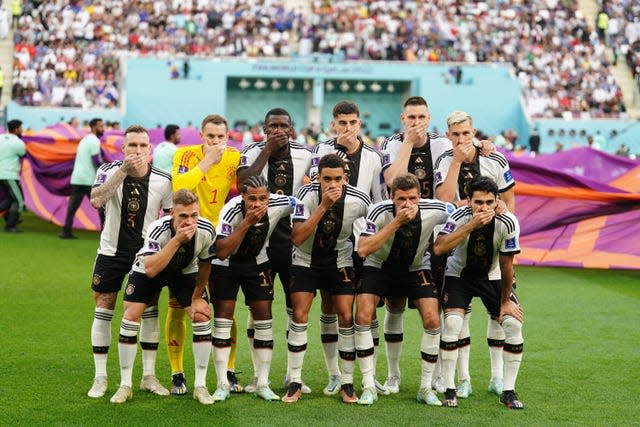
247;311;257;377
384;306;404;379
287;321;308;383
140;305;159;377
253;319;274;388
456;308;472;382
320;313;340;377
355;323;374;388
338;325;355;385
441;312;463;390
371;317;380;380
118;319;140;388
502;316;524;391
213;318;233;387
420;328;440;389
487;316;505;379
91;307;113;377
192;321;211;388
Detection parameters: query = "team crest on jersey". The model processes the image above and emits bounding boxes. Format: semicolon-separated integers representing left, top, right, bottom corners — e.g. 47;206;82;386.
221;223;232;235
295;204;305;216
504;170;514;183
365;221;377;234
125;283;135;295
505;237;517;249
92;274;101;285
148;241;160;251
443;221;456;233
96;173;107;184
288;196;297;207
178;166;189;173
311;157;319;167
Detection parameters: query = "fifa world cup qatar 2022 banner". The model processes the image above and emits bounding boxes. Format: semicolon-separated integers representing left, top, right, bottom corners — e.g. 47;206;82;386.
11;124;640;270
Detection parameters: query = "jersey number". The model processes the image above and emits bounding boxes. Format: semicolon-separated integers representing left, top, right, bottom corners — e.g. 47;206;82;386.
209;189;218;204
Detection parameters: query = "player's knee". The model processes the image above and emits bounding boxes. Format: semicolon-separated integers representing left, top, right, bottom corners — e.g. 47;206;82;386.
422;310;440;330
487;317;505;339
337;312;353;328
292;308;309;324
355;309;374;327
442;311;464;342
501;316;523;343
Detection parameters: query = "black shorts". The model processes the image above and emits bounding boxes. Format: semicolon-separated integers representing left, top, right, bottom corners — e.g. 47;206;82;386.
123;271;199;308
290;265;356;296
91;253;137;293
267;245;292;306
359;267;439;301
210;263;274;304
442;275;520;318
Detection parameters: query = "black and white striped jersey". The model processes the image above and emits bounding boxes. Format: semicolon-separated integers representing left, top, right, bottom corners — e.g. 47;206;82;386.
292;182;370;269
380;132;452;198
239;141;311;247
360;199;454;271
213;193;296;267
439;207;520;280
132;215;216;275
93;162;173;257
433;150;515;201
309;137;386;202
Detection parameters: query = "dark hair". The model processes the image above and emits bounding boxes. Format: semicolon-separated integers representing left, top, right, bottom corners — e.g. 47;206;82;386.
7;119;22;133
466;175;499;199
124;124;148;136
332;101;359;118
391;173;420;195
264;108;292;125
241;175;268;193
201;114;228;131
403;96;428;109
318;153;346;173
89;118;103;129
164;124;179;140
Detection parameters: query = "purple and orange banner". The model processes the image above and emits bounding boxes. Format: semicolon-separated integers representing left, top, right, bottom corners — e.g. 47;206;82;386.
15;124;640;270
505;148;640;270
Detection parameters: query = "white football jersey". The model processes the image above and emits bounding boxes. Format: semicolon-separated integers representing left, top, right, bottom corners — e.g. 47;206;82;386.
309;137;386;202
213;193;296;266
360;199;453;271
292;182;370;269
440;207;520;280
132;215;216;275
94;162;173;257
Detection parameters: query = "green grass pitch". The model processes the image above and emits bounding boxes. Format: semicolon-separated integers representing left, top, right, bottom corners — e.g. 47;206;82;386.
1;212;638;426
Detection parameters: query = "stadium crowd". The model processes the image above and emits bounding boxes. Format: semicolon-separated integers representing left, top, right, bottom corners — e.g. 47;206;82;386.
8;0;639;118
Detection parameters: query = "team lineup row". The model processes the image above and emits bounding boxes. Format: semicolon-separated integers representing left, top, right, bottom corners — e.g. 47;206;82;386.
86;98;524;410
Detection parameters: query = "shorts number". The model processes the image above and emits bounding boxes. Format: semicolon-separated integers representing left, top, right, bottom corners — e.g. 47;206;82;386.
258;271;270;287
339;268;351;283
417;270;429;287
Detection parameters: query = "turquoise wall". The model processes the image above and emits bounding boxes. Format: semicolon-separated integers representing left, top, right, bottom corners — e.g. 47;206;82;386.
7;57;638;153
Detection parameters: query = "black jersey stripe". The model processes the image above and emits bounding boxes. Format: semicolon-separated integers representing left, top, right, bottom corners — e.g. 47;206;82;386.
496;215;516;233
222;204;244;222
241;141;265;154
368;203;394;222
434;150;453;168
451;207;471;221
345;186;371;205
296;183;319;199
150;166;171;181
487;153;508;168
99;160;123;172
149;220;172;240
